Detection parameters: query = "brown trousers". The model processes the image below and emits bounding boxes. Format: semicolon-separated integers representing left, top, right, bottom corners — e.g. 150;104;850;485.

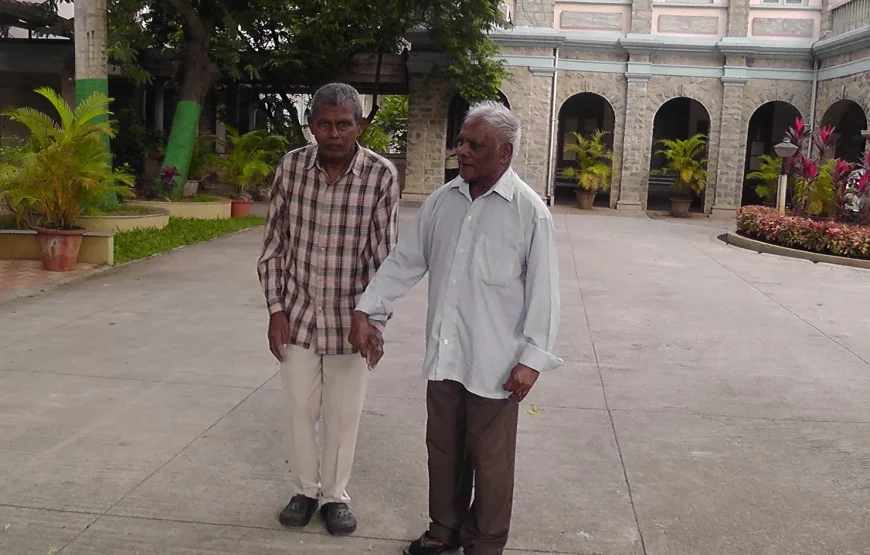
426;380;520;555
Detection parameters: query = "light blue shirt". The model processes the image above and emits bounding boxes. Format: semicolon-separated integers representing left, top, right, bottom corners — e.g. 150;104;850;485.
355;168;562;399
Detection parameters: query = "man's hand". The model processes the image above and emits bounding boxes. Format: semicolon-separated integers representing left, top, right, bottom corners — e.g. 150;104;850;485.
349;311;384;370
268;312;290;362
503;363;540;403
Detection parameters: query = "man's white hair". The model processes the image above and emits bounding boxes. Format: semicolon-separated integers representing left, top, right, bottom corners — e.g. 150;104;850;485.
464;100;521;161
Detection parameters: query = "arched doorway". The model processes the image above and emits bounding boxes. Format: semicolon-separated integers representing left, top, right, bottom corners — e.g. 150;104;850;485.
742;101;801;206
647;97;711;213
444;92;510;183
553;92;616;207
820;99;867;163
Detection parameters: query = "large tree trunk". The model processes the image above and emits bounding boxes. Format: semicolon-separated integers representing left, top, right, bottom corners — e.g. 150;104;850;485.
160;0;221;195
162;38;220;195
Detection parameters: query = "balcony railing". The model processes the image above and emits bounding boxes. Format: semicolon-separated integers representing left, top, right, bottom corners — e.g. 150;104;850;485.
832;0;870;35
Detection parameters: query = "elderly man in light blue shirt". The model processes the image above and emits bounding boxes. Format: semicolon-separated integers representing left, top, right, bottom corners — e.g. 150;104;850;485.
349;100;561;555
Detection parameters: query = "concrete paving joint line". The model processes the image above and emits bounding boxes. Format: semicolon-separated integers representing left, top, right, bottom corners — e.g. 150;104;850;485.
563;215;649;555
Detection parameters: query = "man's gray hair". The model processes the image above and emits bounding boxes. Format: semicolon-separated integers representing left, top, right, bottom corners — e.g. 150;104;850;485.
465;100;521;159
311;83;364;122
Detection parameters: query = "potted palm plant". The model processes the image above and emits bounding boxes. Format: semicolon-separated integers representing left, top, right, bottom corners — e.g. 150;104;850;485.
654;133;708;217
560;130;617;210
747;154;782;207
0;87;132;271
203;126;287;217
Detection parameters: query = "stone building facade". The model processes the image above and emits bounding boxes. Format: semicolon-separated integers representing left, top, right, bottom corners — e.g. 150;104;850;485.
402;0;870;218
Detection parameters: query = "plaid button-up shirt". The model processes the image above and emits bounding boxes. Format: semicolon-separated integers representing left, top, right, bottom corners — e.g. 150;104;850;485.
257;144;400;355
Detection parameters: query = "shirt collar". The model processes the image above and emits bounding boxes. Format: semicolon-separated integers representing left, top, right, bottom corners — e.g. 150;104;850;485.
306;143;364;178
450;168;517;202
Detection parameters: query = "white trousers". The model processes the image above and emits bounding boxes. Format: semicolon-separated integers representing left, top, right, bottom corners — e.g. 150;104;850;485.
280;336;369;504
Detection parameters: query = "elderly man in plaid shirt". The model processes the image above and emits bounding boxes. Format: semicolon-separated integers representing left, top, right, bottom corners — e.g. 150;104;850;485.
257;83;399;536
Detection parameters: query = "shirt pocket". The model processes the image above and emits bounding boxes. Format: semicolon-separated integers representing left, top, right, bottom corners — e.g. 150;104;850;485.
472;234;522;286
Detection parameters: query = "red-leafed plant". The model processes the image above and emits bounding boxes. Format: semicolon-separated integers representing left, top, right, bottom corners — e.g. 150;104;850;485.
738;206;870;259
782;118;845;218
848;148;870;225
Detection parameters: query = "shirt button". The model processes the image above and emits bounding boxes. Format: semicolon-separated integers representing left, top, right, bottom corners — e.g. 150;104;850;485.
317;307;323;312
443;339;449;345
467;216;472;221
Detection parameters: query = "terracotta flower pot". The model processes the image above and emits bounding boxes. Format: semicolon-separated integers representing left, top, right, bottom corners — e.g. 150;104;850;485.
231;198;253;218
670;198;692;218
33;226;85;272
576;189;596;210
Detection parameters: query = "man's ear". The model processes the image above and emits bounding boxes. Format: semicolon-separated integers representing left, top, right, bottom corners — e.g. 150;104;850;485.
502;143;514;164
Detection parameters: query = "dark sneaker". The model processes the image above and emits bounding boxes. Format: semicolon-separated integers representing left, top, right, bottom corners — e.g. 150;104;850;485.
321;502;358;536
278;494;319;527
403;531;454;555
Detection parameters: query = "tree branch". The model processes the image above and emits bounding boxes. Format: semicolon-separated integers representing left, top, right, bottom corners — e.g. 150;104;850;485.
163;0;208;41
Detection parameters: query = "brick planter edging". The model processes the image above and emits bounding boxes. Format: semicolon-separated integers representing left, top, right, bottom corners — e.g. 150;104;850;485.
722;232;870;270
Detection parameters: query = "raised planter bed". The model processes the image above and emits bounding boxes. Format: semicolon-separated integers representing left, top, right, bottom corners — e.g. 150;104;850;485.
0;229;114;265
76;206;170;233
126;198;231;220
723;232;870;270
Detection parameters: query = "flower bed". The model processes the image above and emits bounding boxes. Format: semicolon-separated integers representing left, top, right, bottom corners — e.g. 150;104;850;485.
737;206;870;260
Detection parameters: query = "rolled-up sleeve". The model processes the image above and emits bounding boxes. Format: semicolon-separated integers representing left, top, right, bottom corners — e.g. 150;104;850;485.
356;195;432;322
517;213;562;372
257;161;289;315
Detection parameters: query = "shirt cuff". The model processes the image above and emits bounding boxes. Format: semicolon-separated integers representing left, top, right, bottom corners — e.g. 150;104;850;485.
355;292;392;321
518;342;563;373
370;319;386;333
268;302;285;315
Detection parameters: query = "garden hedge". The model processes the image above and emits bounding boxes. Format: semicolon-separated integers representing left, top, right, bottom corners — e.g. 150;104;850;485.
737;206;870;260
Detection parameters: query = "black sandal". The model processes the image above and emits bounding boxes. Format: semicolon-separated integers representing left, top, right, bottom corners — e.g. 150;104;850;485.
403;531;454;555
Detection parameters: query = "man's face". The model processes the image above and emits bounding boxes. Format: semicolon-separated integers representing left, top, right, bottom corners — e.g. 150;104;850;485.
311;104;362;162
456;117;512;185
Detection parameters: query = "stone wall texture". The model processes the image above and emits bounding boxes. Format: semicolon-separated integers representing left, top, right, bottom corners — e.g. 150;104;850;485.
822;47;870;68
727;0;750;37
815;75;870;130
403;73;452;200
631;0;653;33
500;67;554;196
515;0;555;28
658;15;720;35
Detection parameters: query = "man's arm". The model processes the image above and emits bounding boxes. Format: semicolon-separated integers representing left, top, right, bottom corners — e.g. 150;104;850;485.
356;193;432;321
257;160;289;314
257;160;290;361
365;167;401;333
349;193;433;359
504;213;562;401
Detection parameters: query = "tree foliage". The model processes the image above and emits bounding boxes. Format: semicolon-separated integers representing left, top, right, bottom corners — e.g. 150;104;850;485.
102;0;507;99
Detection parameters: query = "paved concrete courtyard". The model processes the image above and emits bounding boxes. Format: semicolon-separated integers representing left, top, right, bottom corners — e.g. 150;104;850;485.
2;208;870;555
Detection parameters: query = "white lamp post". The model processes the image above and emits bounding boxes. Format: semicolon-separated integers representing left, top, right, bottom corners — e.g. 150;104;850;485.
774;138;799;214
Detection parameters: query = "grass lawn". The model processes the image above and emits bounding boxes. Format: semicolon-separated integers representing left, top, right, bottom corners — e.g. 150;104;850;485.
114;216;265;264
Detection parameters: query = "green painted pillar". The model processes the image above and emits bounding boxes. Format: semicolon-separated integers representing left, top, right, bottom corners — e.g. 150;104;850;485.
74;0;117;209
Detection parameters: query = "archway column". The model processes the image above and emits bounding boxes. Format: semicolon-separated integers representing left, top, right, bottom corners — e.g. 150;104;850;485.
617;74;651;211
712;79;748;217
403;72;451;202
